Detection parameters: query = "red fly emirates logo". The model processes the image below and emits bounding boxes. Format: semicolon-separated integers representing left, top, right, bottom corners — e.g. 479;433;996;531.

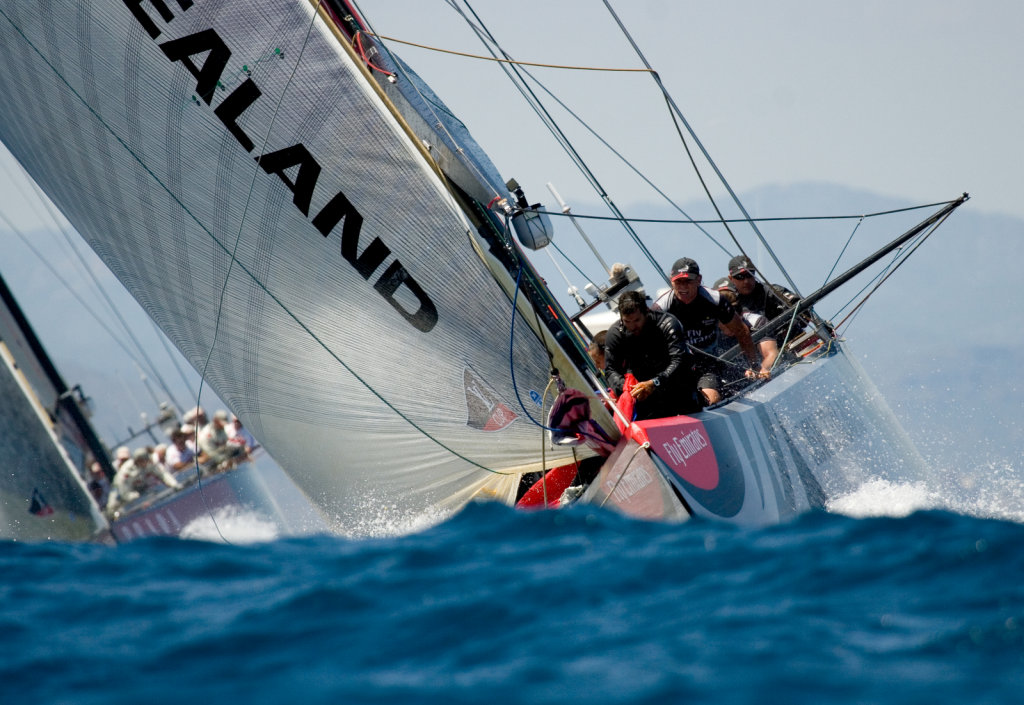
463;369;517;432
640;417;720;490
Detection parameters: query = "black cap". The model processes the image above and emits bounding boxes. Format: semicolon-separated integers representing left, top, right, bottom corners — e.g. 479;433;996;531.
670;257;700;281
712;277;733;291
728;255;756;277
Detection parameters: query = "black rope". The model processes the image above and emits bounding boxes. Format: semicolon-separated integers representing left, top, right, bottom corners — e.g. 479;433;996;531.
536;199;960;225
834;208;954;333
448;0;668;284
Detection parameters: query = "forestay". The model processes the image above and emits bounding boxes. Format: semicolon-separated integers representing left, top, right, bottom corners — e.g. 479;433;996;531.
0;1;588;533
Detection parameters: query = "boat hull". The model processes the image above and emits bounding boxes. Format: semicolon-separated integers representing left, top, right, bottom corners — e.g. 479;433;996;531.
0;344;106;541
583;341;925;525
109;459;327;542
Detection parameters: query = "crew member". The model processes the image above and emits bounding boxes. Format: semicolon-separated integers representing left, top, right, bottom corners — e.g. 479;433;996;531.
653;257;759;405
603;290;699;419
727;255;799;324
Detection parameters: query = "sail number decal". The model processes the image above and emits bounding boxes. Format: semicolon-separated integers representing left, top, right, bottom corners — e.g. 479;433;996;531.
122;0;438;332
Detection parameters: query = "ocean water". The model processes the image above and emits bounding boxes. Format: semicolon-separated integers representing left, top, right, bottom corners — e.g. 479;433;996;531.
3;475;1024;705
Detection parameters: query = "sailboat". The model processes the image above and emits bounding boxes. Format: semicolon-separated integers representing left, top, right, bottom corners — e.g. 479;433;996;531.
0;1;965;534
0;272;109;541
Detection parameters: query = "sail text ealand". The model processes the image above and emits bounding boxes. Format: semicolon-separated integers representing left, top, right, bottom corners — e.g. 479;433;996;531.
124;0;438;331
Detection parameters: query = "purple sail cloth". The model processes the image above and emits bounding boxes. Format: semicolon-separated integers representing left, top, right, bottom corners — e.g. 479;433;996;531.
547;389;615;456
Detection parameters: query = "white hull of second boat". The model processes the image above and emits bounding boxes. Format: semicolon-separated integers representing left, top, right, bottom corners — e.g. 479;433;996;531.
108;456;328;542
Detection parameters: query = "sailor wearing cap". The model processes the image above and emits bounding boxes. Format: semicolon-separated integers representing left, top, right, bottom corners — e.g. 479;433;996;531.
182;406;208;428
713;276;778;380
727;255;799;323
653;257;760;405
166;426;202;472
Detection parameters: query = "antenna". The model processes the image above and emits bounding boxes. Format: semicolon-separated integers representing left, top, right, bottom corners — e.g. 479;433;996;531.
546;182;612;275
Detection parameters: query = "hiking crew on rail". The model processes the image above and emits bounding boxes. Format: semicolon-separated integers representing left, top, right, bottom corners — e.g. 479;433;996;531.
652;258;761;406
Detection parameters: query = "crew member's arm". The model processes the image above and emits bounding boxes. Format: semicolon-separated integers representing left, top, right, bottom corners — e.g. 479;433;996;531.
154;464;183;490
757;339;779;378
724;313;759;369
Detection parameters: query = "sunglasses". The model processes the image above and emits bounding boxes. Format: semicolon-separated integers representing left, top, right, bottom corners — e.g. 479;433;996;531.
732;272;753;280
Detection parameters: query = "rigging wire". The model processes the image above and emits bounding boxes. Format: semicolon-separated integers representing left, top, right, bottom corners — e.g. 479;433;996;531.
489;58;731;257
833;213;950;334
821;217;864;289
600;0;801;295
517;76;731;256
446;0;668;283
0;211;189;414
828;221;935;324
537;199;957;225
366;34;656;73
506;265;564;433
1;216;135;356
2;159;189;415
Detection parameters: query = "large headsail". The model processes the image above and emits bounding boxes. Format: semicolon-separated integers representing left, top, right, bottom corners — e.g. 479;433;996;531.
0;1;599;533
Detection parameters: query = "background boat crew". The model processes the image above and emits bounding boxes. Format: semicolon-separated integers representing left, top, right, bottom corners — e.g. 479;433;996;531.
152;443;169;472
183;405;208;431
86;460;110;507
165;427;206;472
106;447;182;514
602;290;699;420
653;258;759;406
198;409;245;469
113;445;131;470
226;414;258;457
179;423;199;453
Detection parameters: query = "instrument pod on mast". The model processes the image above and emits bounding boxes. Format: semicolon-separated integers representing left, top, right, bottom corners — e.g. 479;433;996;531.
507;178;553;250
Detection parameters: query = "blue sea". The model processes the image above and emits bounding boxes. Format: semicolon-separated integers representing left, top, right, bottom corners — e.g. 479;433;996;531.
3;486;1024;705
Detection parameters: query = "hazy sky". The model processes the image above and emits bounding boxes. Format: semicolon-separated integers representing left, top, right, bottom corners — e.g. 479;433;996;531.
357;0;1023;220
1;0;1020;440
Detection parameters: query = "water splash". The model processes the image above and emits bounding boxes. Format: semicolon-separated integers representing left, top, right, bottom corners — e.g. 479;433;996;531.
828;459;1024;523
827;478;942;518
935;459;1024;523
179;506;280;543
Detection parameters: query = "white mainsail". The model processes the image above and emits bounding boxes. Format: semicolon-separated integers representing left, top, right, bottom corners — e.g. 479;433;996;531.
0;1;601;533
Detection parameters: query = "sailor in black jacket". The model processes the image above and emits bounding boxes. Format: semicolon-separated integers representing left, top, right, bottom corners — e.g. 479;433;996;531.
653;257;761;405
603;291;700;420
